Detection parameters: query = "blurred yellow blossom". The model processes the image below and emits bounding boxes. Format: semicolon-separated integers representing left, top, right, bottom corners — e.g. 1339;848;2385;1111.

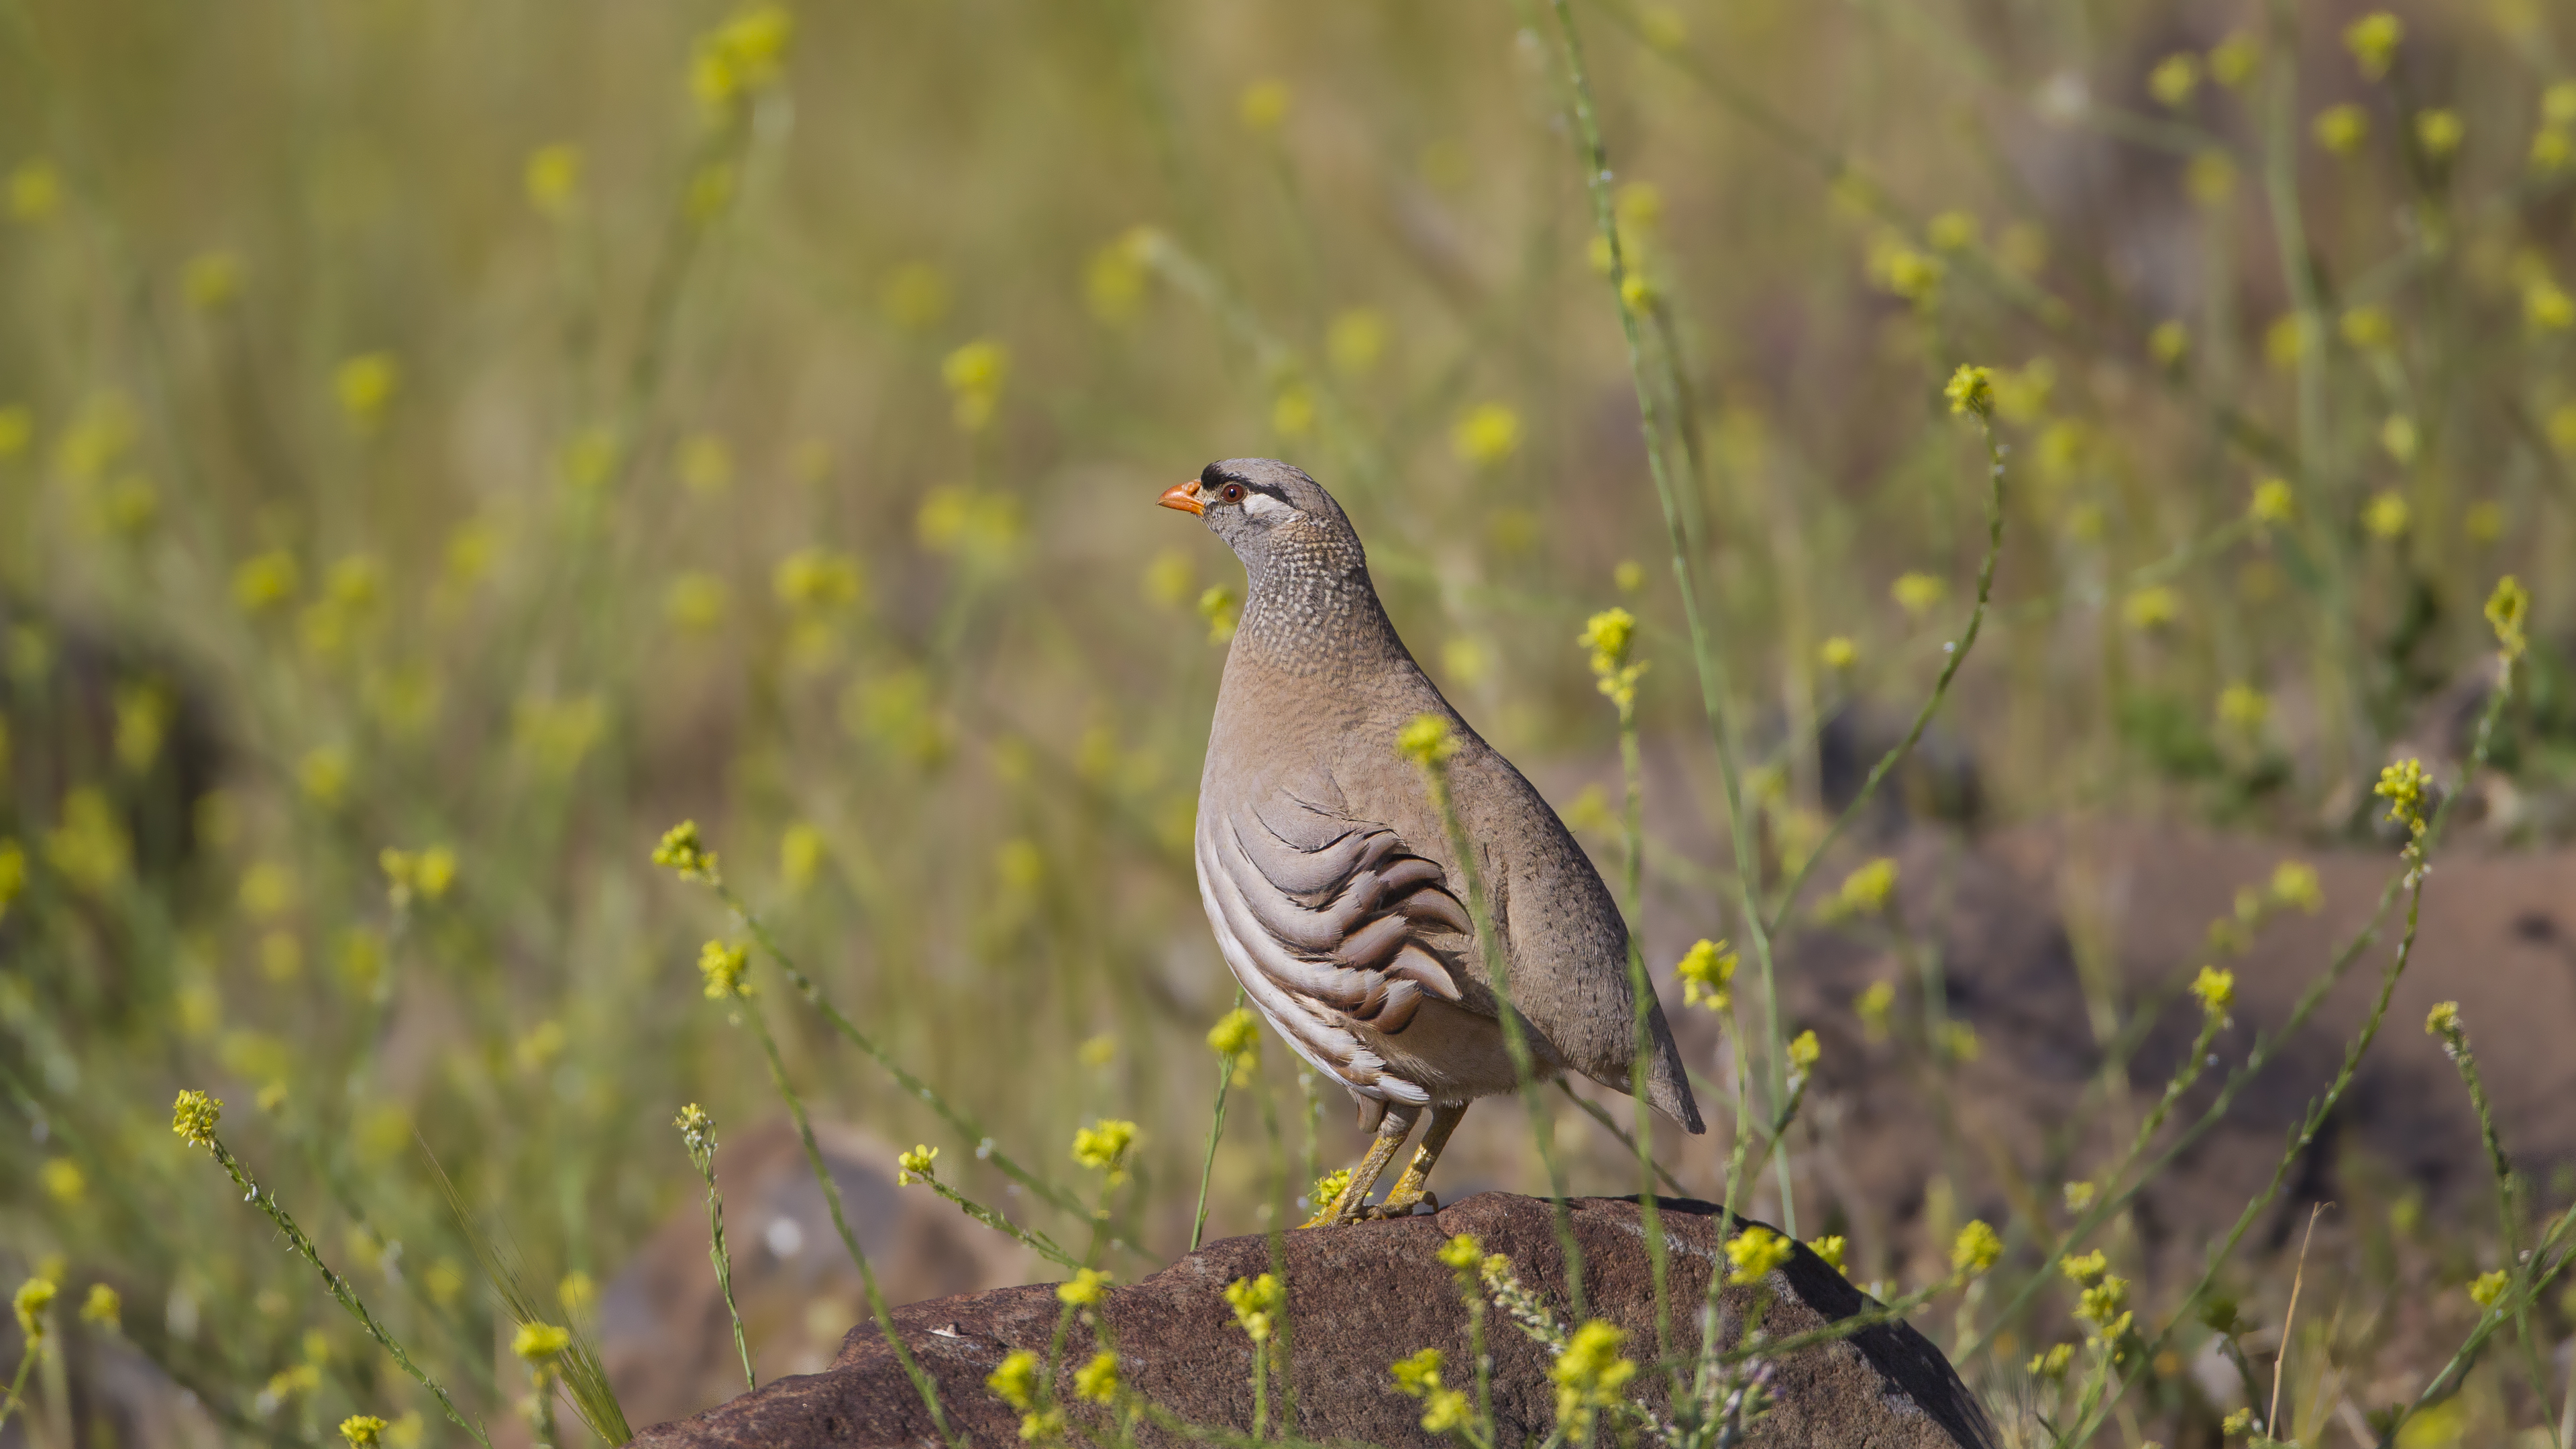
2249;477;2295;526
1825;857;1898;920
773;548;862;609
0;839;23;920
2263;315;2305;370
1856;979;1894;1040
341;1415;388;1446
184;252;243;309
42;1157;84;1204
987;1348;1040;1410
1951;1220;2002;1275
1223;1273;1281;1341
1451;402;1521;468
48;789;130;896
1073;1350;1119;1405
1197;584;1240;643
1239;79;1289;133
2363;490;2412;540
1059;1267;1111;1307
2208;32;2259;87
299;747;351;808
1142;550;1193;607
2271;860;2323;913
665;572;729;633
1892;571;1947;616
2147;319;2188;366
1271;382;1316;438
334;354;399;433
2121;586;2179;631
513;694;606;776
2190;965;2236;1018
2185;151;2236;206
699;940;751;1000
780;822;826;891
1085;227;1159;324
691;5;794;117
2414;109;2463;159
2217;684;2269;731
1328;307;1387;377
941;340;1008;432
2148;54;2198;108
1073;1118;1138;1181
9;160;60;221
233;549;300;612
1551;1319;1635;1439
2463;500;2504;543
2314;104;2369;156
2345;13;2402;80
1819;635;1857;670
512;1321;572;1369
525;144;582;217
1208;1006;1262;1085
2063;1179;2097;1212
80;1283;119;1332
1726;1226;1791;1285
2468;1269;2510;1309
2340;305;2394;350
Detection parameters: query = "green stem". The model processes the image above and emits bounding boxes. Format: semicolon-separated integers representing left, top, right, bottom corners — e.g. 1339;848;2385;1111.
1191;989;1246;1253
0;1341;34;1432
737;1004;961;1448
693;1158;757;1394
199;1137;492;1449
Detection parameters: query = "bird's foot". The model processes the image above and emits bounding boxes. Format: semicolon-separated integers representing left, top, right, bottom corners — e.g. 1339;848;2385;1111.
1354;1190;1438;1220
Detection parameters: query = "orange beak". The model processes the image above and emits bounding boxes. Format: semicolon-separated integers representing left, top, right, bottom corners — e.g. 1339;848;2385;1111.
1158;480;1205;516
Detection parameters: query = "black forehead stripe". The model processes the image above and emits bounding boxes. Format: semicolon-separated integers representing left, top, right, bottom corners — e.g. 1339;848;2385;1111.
1197;463;1289;501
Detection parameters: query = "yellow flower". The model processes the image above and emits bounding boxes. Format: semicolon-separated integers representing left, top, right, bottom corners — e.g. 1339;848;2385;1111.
12;1278;55;1342
1271;382;1316;438
334;354;399;433
2375;757;2430;837
2486;575;2530;660
1197;584;1240;644
1057;1271;1112;1311
1943;364;1993;419
2362;489;2411;540
1825;857;1898;920
1309;1167;1352;1214
1675;938;1737;1012
41;1158;84;1204
691;5;795;117
9;161;60;221
2414;109;2463;159
299;747;350;809
2063;1180;2097;1212
2027;1343;2074;1380
2076;1274;2130;1327
2537;128;2575;175
2147;319;2189;366
2270;861;2322;914
1223;1273;1283;1342
2216;684;2269;732
1818;635;1857;670
2468;1269;2509;1309
511;1321;572;1368
525;144;581;218
2185;151;2237;207
2121;585;2179;632
2313;104;2370;156
1638;5;1688;51
1451;402;1522;469
1944;1020;1982;1063
2529;280;2576;333
2344;13;2402;81
1397;713;1456;767
172;1089;222;1148
1390;1346;1444;1397
1328;308;1388;377
1856;980;1894;1041
1725;1226;1793;1285
773;547;862;610
1436;1233;1483;1275
80;1283;119;1331
1890;572;1946;618
653;820;720;881
233;549;301;613
675;1103;717;1161
1867;235;1943;303
896;1144;939;1186
1238;79;1290;133
2340;305;2394;350
1951;1220;2002;1276
698;940;751;1000
2148;54;2198;109
1018;1409;1065;1442
987;1348;1040;1410
1073;1350;1119;1404
2190;966;2235;1018
2424;1000;2461;1040
2249;477;2296;526
1206;1006;1262;1085
941;340;1009;433
2208;32;2259;87
1072;1119;1138;1179
665;572;729;633
340;1415;389;1447
1550;1320;1636;1436
1786;1028;1821;1079
1807;1234;1847;1273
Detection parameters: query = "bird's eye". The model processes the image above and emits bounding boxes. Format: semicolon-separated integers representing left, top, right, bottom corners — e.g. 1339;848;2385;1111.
1222;483;1246;502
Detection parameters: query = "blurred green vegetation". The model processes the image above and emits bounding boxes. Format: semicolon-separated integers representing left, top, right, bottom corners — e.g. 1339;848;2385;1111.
3;0;2575;1442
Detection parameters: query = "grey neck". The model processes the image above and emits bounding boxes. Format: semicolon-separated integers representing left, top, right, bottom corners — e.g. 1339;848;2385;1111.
1233;528;1405;679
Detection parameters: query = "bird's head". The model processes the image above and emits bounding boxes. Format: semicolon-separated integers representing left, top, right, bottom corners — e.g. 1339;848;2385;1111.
1158;458;1359;569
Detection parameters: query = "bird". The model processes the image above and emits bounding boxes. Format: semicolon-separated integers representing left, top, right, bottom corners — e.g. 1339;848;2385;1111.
1161;458;1703;1226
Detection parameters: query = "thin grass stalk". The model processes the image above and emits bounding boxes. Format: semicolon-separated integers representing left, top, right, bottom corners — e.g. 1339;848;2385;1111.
2434;975;2559;1434
1529;0;1799;1237
2377;1203;2576;1448
714;880;1091;1219
182;1122;492;1449
1411;735;1588;1316
0;1337;35;1433
1605;639;1676;1372
1758;415;2008;945
737;1006;961;1448
1190;989;1248;1254
678;1110;757;1395
2059;656;2521;1442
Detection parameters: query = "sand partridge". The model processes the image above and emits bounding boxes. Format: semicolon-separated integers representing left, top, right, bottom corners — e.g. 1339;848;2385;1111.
1161;458;1703;1225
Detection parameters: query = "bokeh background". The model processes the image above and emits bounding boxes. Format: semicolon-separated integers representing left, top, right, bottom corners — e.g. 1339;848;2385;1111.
4;0;2575;1443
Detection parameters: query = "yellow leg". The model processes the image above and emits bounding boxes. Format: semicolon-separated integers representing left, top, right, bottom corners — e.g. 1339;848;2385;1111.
1370;1102;1466;1218
1305;1102;1421;1227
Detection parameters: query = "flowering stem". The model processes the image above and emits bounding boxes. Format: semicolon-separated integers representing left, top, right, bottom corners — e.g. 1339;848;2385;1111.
1758;416;2006;945
0;1341;34;1432
1610;690;1676;1373
688;1153;756;1395
1189;989;1246;1253
921;1175;1079;1270
713;881;1090;1220
1414;749;1589;1317
737;1006;960;1448
196;1135;492;1449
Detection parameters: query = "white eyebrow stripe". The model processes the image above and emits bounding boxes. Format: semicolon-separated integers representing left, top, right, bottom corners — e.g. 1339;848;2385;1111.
1242;492;1295;519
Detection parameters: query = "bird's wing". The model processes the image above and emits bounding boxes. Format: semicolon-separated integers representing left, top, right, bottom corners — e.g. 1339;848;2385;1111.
1197;790;1473;1049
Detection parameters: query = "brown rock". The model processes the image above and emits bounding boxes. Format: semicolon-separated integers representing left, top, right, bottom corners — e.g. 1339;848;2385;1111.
631;1193;1994;1448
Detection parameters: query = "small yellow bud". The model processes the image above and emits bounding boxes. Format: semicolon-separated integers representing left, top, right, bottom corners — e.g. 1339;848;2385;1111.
1727;1226;1793;1285
1397;713;1456;767
2147;54;2198;109
1238;79;1290;133
1071;1119;1137;1179
2485;575;2530;660
2468;1269;2510;1309
1951;1220;2002;1275
1073;1350;1120;1404
511;1321;571;1367
1059;1267;1111;1307
987;1349;1041;1411
1807;1234;1847;1273
698;940;751;1000
2313;104;2369;156
2414;109;2463;159
1451;402;1522;469
2344;13;2402;81
172;1089;222;1148
1943;364;1994;419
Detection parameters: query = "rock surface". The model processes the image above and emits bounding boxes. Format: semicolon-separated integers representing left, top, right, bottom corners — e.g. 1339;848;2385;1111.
630;1193;1994;1448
